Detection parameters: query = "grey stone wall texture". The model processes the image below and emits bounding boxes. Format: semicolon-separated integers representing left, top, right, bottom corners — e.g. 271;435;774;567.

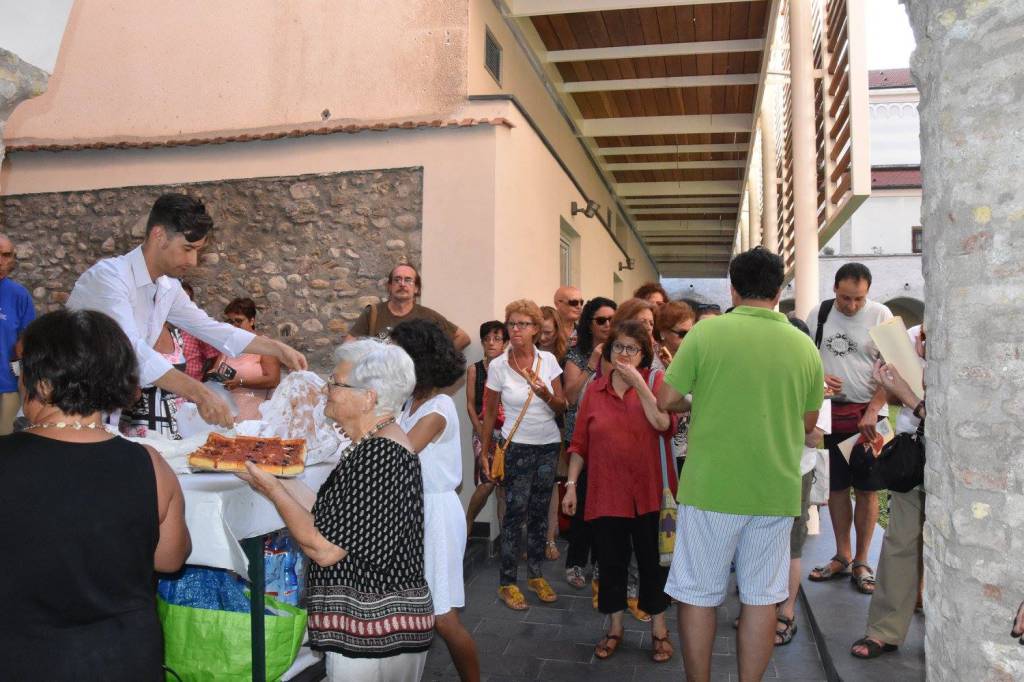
0;167;423;371
903;0;1024;679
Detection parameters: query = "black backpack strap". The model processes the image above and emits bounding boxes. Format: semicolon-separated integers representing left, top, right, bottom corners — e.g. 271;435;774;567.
815;298;835;349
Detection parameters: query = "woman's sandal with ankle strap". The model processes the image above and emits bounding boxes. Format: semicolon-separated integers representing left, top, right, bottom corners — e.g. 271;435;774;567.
651;634;673;663
595;633;621;660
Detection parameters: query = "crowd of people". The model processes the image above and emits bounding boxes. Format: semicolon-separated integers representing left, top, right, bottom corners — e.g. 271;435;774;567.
0;192;941;682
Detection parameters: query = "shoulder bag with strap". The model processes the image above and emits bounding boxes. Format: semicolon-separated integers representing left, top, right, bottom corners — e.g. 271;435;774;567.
365;302;380;338
875;416;925;493
648;370;678;567
814;298;835;349
490;354;541;482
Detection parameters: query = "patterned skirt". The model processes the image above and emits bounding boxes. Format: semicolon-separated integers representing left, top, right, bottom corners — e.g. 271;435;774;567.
305;583;434;658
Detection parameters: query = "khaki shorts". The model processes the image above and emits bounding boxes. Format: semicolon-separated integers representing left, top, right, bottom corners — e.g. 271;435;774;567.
790;471;814;559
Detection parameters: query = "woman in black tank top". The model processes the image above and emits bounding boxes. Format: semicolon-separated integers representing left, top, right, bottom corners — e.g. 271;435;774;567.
0;310;190;681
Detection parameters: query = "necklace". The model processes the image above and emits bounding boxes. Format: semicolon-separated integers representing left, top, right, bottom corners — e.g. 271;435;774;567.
511;348;536;379
26;420;105;431
338;416;396;462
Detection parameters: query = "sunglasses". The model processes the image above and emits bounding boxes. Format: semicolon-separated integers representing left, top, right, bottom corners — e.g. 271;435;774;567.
560;299;585;307
593;315;613;326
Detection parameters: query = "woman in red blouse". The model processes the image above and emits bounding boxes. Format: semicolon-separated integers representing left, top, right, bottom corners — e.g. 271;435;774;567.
562;320;677;663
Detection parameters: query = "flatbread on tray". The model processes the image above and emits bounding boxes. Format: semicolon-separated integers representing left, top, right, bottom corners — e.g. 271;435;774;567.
187;432;307;477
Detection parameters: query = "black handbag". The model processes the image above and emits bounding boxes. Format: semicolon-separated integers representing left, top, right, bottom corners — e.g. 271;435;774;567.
875;421;925;493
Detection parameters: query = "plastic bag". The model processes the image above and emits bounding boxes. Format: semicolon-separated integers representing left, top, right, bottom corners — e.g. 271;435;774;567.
158;567;307;681
256;370;347;465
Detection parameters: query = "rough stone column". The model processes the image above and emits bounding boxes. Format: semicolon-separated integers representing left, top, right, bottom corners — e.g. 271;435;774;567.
902;2;1024;680
0;49;49;193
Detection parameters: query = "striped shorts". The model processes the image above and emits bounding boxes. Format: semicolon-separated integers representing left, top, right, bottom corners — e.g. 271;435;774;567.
664;505;793;607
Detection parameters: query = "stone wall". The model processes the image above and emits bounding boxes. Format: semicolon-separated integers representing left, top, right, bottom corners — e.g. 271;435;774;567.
0;167;423;370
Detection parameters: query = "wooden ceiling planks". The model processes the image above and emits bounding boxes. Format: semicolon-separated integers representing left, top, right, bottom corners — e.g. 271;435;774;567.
522;2;773;277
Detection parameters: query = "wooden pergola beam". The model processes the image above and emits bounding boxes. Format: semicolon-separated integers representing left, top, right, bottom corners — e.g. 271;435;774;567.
546;38;765;63
560;73;759;93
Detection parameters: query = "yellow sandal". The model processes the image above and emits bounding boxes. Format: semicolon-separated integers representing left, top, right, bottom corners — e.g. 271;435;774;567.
497;585;528;611
527;577;558;603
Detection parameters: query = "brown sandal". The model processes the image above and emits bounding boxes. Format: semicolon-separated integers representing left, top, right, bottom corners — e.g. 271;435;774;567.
595;633;621;660
651;634;674;663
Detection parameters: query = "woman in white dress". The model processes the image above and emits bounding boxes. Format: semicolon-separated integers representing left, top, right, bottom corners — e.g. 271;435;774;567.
391;319;480;682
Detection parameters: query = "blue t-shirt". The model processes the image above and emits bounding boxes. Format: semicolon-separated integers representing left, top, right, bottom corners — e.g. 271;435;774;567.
0;278;35;393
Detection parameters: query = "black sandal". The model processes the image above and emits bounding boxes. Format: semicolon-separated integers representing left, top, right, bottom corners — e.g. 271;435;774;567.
809;554;851;581
850;637;898;659
775;616;797;646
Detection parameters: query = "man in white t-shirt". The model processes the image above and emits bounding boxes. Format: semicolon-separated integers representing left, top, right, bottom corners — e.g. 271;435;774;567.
805;263;892;595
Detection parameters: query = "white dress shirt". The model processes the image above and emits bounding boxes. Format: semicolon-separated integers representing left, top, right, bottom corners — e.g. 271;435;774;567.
67;246;254;386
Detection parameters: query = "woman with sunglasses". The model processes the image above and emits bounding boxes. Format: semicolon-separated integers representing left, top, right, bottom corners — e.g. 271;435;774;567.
655;301;697;471
480;300;567;610
213;297;281;421
560;297;616;592
562;320;676;663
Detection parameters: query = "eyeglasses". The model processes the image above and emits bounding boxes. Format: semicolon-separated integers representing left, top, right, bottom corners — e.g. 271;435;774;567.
559;298;585;307
9;360;20;378
390;276;416;285
697;304;722;313
506;321;535;330
665;327;688;339
325;376;364;392
611;342;641;357
593;315;613;326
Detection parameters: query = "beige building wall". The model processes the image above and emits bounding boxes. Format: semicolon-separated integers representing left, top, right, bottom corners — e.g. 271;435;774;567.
468;0;658;294
5;0;471;144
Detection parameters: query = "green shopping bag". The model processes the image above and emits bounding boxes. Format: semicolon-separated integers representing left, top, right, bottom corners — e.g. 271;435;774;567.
158;594;307;682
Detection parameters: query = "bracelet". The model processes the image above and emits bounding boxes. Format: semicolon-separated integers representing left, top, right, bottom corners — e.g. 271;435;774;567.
584;365;596;374
565;480;576;487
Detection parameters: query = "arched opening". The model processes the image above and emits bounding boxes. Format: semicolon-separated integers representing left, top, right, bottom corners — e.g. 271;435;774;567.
885;297;925;328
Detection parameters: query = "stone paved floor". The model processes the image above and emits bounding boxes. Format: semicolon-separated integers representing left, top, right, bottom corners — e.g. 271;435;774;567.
422;541;828;681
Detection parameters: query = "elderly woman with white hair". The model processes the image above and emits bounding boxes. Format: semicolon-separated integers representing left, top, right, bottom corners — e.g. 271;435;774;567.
238;339;433;682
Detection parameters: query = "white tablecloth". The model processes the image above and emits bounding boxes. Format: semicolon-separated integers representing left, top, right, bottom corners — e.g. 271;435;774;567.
178;463;334;580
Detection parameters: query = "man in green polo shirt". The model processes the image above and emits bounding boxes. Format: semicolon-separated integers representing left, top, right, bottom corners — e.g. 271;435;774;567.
657;247;823;682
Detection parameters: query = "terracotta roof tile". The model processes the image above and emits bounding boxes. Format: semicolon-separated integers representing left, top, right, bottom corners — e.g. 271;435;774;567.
869;69;914;89
871;165;921;189
7;117;515;153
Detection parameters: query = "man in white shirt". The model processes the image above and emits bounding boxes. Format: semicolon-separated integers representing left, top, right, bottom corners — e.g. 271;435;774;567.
805;263;892;595
68;194;306;427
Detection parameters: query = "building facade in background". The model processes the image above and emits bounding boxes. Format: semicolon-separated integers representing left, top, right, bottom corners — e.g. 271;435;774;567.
666;69;924;327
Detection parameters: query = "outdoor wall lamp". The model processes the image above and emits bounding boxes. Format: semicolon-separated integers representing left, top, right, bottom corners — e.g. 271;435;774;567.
618;257;636;271
572;199;600;219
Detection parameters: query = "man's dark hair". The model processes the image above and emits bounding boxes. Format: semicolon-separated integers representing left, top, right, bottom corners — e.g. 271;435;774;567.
729;247;784;301
479;320;508;342
181;281;195;300
602;320;654;370
224;297;258;320
576;296;617;356
146;193;213;242
834;262;872;288
390;319;466;397
21;309;139;415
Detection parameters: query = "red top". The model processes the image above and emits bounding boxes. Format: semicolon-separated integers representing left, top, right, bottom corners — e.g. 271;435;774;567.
181;331;220;381
569;368;677;521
